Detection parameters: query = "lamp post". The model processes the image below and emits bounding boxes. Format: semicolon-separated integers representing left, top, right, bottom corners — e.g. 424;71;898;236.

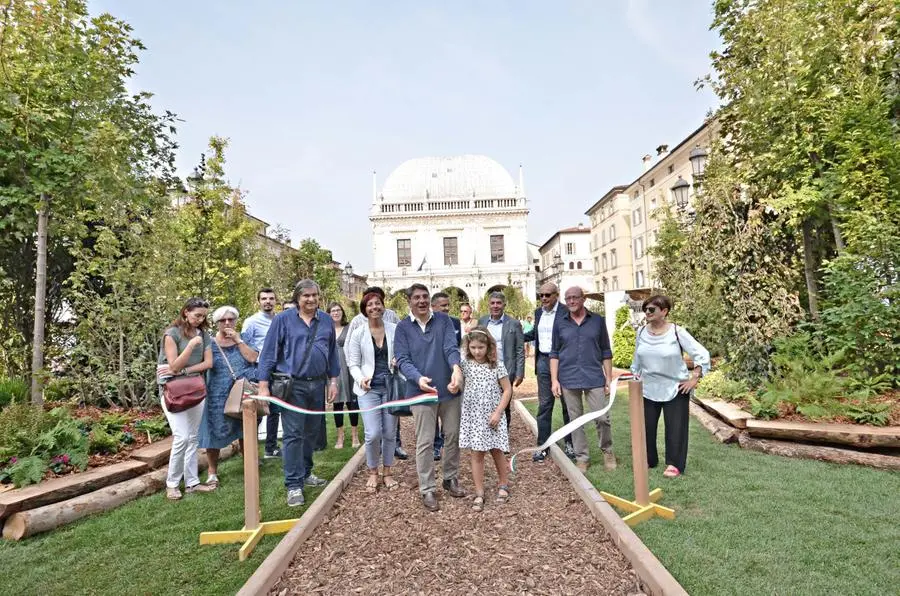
670;177;690;212
342;262;354;298
688;145;708;179
553;252;563;285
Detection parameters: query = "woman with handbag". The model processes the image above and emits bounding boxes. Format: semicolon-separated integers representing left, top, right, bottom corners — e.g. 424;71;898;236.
345;292;399;493
159;297;215;500
200;305;259;488
631;295;710;478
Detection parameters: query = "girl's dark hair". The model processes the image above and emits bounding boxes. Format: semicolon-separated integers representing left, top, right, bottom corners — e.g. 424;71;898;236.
360;292;384;317
326;301;348;325
643;295;673;313
172;297;209;337
462;326;499;368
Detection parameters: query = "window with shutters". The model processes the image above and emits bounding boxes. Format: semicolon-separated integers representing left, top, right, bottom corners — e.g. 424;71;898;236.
443;237;458;266
490;235;505;263
396;239;411;267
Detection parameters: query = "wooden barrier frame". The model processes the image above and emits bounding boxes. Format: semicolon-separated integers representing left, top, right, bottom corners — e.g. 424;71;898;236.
199;400;299;561
598;380;675;526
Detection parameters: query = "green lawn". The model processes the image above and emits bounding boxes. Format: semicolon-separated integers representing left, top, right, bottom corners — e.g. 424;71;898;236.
0;421;358;595
525;395;900;596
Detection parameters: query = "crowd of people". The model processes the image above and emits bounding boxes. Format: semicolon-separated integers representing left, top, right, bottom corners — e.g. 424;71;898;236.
157;279;709;510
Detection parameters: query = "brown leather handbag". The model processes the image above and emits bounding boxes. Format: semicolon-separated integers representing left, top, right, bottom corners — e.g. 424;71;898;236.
163;375;207;412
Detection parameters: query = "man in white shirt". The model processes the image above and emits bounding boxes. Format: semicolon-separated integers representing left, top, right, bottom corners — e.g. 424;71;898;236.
242;287;281;458
523;283;574;462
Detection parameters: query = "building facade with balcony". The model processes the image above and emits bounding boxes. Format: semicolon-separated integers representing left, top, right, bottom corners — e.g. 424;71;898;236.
369;155;536;306
585;120;715;335
536;225;594;293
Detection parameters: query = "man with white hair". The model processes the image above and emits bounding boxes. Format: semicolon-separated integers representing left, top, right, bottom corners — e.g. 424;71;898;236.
550;286;616;473
257;280;340;507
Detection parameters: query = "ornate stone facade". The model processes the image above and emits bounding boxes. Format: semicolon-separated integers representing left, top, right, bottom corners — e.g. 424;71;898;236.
369;155;536;306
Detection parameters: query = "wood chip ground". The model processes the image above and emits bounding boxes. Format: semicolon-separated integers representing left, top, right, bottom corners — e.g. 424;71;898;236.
272;400;643;596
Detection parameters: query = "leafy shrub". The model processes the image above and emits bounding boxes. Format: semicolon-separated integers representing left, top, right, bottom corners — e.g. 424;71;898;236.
612;306;637;369
696;369;750;402
0;403;55;460
818;254;900;387
846;402;891;426
748;394;779;420
95;412;129;433
0;378;28;410
7;455;47;487
134;416;170;441
43;378;78;402
88;427;120;454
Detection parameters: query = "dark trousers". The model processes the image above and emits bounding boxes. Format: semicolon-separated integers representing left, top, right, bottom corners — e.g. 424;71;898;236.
333;401;359;427
281;379;325;490
535;354;572;447
265;403;281;453
644;392;690;472
396;418;402;447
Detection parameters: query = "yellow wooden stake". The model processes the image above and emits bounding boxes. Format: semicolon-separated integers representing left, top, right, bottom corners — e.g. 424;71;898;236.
199;400;299;560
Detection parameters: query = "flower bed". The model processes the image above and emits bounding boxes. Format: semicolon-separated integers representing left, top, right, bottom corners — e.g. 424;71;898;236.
0;403;171;488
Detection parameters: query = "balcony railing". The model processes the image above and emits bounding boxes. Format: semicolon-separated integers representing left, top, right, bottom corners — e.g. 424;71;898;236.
376;197;524;215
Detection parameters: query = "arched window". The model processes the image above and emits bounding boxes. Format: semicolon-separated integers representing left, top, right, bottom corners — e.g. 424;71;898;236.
577;261;583;270
568;262;574;270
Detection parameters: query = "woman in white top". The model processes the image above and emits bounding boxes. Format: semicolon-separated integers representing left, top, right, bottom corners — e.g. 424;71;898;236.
631;295;710;478
345;292;399;493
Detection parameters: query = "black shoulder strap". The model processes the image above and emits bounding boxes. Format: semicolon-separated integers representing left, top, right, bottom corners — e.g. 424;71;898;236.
673;324;685;355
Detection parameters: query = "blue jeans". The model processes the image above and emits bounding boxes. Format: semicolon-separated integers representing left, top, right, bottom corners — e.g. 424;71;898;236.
536;354;573;447
281;378;325;490
358;387;398;469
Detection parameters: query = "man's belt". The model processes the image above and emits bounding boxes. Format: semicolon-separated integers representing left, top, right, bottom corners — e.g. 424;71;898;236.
292;374;327;382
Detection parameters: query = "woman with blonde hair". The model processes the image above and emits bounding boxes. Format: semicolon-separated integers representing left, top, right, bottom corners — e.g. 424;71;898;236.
200;305;259;488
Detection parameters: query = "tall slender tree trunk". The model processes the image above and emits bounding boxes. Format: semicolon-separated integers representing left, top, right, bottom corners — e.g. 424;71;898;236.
829;211;845;255
801;217;820;320
31;194;50;405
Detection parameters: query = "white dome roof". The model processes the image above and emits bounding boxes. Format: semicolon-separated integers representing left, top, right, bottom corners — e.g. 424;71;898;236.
381;155;518;202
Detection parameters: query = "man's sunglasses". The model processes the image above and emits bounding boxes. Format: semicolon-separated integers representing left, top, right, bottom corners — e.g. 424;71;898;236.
539;293;556;298
643;306;658;314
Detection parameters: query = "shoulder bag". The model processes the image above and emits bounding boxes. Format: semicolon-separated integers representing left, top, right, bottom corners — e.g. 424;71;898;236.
385;367;412;417
216;339;268;419
163;375;207;413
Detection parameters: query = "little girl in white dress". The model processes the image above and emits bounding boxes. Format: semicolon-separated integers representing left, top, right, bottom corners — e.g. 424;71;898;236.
459;327;513;511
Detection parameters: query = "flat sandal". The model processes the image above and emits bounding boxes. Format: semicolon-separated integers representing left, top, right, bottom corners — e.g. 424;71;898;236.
496;485;510;503
472;494;484;512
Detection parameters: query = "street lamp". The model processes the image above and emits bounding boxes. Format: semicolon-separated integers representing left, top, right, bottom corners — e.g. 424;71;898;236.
689;145;708;178
552;252;563;284
342;262;354;297
344;262;353;278
670;176;690;211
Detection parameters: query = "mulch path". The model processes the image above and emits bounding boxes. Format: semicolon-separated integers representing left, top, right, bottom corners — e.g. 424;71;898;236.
272;401;643;596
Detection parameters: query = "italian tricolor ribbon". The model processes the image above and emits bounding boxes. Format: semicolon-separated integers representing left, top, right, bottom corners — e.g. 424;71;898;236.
510;374;636;472
247;392;439;415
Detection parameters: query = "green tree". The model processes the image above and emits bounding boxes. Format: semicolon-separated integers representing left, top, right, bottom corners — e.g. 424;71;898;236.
612;306;636;369
291;239;341;305
0;0;178;400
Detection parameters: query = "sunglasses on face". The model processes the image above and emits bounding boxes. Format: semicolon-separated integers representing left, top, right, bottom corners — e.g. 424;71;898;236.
186;298;209;308
643;307;658;314
539;293;556;298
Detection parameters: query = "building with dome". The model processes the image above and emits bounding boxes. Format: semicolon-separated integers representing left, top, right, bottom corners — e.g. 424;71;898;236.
368;155;536;307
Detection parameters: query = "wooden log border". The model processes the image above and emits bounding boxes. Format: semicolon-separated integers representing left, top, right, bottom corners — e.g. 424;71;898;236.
513;399;687;596
237;446;367;596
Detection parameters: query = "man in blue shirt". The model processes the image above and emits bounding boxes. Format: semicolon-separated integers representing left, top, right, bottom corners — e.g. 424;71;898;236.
478;291;525;429
257;280;340;507
242;287;282;458
394;283;464;512
550;286;617;473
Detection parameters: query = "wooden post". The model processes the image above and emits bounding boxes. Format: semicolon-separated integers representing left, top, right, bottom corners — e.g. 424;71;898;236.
242;400;260;530
628;380;650;506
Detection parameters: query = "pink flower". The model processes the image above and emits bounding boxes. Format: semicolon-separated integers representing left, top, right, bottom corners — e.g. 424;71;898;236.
61;454;70;464
9;457;17;464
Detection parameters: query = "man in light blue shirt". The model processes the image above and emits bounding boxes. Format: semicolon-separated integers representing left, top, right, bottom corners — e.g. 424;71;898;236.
242;287;280;458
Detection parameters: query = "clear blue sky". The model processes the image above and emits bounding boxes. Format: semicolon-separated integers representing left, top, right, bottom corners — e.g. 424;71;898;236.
92;0;720;272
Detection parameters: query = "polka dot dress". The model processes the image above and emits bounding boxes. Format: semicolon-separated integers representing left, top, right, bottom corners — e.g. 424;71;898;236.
459;359;510;452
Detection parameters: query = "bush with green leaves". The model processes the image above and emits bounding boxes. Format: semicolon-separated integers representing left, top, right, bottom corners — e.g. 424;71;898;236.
43;378;79;403
133;416;171;441
695;369;751;402
0;378;28;410
88;427;121;455
0;405;90;487
612;306;637;369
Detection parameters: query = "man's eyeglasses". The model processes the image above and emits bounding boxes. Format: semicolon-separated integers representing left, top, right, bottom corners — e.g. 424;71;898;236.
643;306;658;314
219;317;236;323
539;293;556;298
